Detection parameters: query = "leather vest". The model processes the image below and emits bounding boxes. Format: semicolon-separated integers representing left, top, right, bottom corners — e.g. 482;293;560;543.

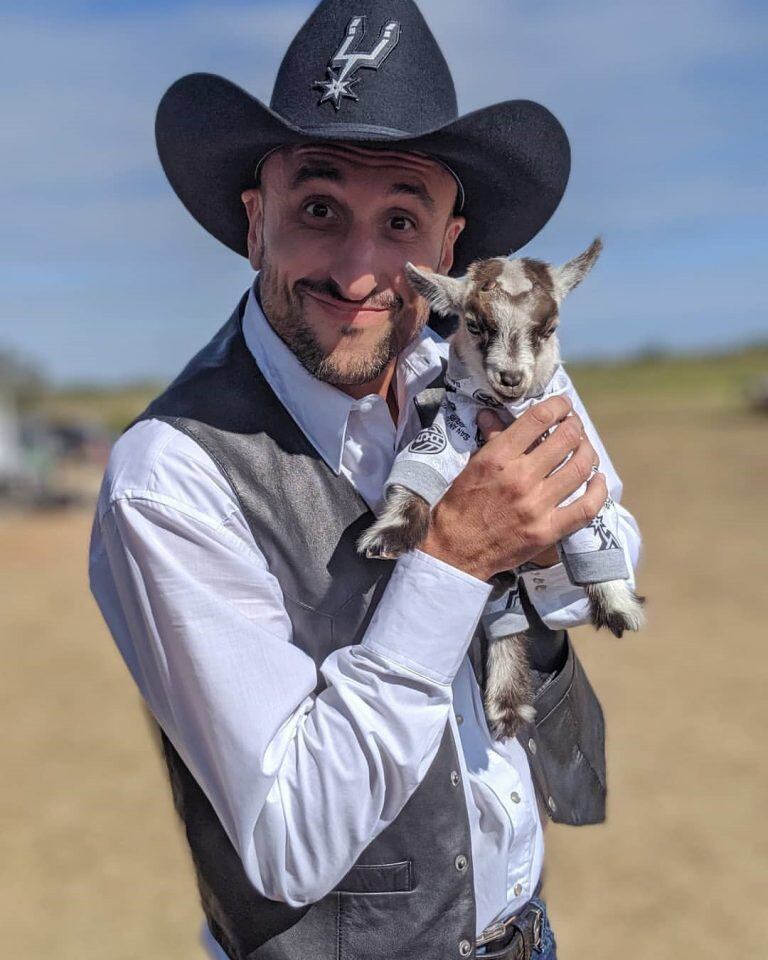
128;290;607;960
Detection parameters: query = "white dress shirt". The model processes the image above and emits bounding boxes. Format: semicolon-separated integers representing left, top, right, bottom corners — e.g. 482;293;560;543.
88;277;641;955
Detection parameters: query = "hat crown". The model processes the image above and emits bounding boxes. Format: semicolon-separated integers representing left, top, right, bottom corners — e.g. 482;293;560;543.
270;0;457;135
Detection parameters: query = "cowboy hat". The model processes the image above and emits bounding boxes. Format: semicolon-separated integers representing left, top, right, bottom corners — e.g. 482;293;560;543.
155;0;570;276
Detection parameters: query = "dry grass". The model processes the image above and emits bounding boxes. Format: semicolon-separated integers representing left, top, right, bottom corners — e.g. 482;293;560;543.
2;353;767;958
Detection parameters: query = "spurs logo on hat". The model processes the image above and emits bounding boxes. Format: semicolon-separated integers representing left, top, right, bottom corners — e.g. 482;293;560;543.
313;16;401;110
409;426;447;455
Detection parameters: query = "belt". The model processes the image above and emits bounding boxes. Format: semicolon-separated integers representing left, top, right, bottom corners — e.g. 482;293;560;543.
475;899;545;960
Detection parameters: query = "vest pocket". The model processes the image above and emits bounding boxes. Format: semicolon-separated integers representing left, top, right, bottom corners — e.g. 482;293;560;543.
333;859;413;895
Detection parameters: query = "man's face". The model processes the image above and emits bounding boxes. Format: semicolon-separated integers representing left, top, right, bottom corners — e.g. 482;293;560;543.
241;142;465;386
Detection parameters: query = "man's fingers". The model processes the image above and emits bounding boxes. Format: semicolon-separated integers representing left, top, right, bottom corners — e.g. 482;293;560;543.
490;395;573;458
524;411;585;476
554;472;608;539
476;409;506;443
544;436;599;505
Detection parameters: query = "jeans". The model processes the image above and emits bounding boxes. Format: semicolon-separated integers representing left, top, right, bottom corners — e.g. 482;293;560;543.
199;896;557;959
475;897;557;959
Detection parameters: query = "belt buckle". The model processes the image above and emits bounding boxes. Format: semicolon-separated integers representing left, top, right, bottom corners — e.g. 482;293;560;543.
476;913;518;949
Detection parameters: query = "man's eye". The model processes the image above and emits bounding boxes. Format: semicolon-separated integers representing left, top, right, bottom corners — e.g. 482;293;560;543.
304;201;335;219
390;215;415;231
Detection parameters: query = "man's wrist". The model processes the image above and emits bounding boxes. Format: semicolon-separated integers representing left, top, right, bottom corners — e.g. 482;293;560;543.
420;528;491;583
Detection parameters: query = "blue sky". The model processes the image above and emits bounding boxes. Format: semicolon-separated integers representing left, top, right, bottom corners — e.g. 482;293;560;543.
1;0;766;384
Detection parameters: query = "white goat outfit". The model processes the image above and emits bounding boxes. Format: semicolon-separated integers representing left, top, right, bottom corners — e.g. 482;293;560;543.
385;350;631;640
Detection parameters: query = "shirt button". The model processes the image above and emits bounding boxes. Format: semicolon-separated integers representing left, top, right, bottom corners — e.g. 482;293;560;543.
459;939;473;957
510;791;521;804
450;769;461;787
514;882;523;896
527;738;537;755
456;713;464;725
455;854;469;873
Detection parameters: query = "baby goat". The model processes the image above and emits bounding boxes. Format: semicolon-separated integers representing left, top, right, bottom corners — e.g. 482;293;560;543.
357;238;645;739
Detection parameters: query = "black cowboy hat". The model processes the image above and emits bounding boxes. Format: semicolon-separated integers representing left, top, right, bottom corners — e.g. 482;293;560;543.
155;0;570;276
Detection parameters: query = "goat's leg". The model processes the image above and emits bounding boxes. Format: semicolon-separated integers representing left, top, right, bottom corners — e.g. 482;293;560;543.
484;631;536;740
357;485;432;559
585;580;646;638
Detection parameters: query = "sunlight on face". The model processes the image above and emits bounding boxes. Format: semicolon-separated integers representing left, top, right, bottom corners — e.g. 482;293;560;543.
241;142;465;386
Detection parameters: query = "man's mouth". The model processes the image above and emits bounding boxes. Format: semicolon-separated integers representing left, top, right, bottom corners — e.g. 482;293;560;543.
302;290;393;325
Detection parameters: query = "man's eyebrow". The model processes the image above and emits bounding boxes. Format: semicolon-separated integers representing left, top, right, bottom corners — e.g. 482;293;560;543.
288;165;436;211
389;181;435;211
289;163;344;189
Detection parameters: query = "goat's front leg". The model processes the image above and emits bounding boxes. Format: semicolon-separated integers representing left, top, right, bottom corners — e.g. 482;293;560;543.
484;631;537;740
357;484;432;559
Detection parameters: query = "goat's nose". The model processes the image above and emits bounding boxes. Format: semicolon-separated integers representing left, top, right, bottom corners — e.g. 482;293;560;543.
498;371;523;388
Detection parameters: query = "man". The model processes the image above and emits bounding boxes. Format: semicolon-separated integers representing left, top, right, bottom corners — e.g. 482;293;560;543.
89;2;641;958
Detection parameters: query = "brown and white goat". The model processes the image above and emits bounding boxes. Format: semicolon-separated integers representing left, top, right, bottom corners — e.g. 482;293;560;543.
358;238;645;738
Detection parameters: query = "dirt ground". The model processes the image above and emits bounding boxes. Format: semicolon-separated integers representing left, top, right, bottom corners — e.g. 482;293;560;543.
2;386;766;958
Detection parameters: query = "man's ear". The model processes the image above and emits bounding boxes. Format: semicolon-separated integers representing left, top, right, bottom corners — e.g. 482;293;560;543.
437;214;466;278
241;188;264;270
551;236;603;302
404;262;465;316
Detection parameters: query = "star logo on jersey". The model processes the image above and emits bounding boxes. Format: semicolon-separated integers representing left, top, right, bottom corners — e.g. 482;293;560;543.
312;16;401;111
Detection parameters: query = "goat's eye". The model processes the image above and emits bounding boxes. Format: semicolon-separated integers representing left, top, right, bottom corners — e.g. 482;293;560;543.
540;326;555;340
464;315;482;335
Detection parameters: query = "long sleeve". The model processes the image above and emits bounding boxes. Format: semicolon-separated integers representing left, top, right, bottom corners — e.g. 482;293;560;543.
518;370;642;629
88;421;492;909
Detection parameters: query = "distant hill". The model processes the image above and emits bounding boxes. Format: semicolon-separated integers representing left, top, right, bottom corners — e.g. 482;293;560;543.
31;342;768;435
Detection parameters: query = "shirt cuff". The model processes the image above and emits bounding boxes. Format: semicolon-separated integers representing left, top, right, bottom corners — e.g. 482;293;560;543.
519;562;593;630
360;547;493;685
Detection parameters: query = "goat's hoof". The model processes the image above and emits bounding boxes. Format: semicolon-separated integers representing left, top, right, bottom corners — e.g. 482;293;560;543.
486;704;536;741
357;525;415;560
586;581;646;638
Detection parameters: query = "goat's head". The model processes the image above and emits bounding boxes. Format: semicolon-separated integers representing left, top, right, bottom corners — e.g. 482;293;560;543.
405;237;603;401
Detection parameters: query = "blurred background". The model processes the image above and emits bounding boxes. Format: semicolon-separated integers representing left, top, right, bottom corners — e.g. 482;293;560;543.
1;1;766;957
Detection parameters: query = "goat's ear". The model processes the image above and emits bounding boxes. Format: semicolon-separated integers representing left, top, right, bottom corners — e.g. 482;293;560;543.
404;262;465;316
551;237;603;301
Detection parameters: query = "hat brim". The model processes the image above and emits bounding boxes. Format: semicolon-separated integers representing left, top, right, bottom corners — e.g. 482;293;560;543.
155;72;570;275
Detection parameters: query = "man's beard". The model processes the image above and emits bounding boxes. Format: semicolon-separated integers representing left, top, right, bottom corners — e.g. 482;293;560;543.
257;255;426;386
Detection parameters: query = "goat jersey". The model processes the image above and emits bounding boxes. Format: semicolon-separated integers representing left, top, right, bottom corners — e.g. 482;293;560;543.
385;351;630;637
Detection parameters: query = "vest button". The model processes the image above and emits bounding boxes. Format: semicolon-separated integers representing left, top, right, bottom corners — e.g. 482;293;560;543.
455;853;469;873
450;769;460;787
459;938;473;957
527;738;537;755
547;795;557;813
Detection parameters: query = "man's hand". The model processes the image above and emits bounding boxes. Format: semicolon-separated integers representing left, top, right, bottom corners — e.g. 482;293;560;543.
420;396;607;582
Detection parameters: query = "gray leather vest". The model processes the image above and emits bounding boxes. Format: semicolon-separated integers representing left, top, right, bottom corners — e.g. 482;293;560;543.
129;290;607;960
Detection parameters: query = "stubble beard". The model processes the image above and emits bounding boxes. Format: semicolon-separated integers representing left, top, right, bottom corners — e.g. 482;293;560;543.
257;254;427;386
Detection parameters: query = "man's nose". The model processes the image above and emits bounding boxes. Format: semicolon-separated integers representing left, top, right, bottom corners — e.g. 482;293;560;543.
328;232;380;302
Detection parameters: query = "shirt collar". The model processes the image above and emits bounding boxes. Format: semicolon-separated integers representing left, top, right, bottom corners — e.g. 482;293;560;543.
241;274;447;476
